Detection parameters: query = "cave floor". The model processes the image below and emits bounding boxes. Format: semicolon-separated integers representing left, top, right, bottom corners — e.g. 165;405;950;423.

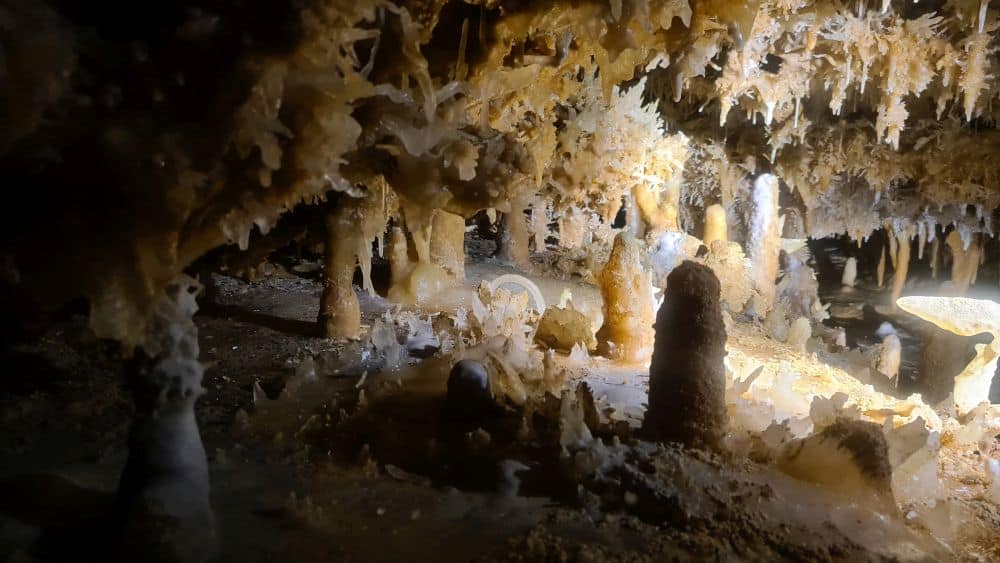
2;254;999;562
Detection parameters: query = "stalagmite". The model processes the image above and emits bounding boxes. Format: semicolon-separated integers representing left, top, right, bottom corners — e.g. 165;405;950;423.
632;181;680;238
786;316;811;352
643;261;727;449
702;203;728;247
430;210;466;282
930;237;940;279
497;199;531;269
388;226;410;290
319;210;362;340
877;245;886;289
841;257;857;288
596;231;655;364
116;276;216;561
747;174;781;314
890;231;911;307
877;331;901;387
898;296;1000;417
946;231;980;295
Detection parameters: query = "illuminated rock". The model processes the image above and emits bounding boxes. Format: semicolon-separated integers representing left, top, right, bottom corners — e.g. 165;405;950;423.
596;232;655;363
747;174;781;314
841;257;857;288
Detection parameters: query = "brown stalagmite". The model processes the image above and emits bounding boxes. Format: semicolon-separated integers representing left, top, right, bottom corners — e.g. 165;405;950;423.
702;203;728;247
946;231;980;295
497;199;531;269
430;210;467;282
643;261;727;450
596;231;655;363
319;210;361;339
632;182;680;238
890;231;911;308
877;245;886;289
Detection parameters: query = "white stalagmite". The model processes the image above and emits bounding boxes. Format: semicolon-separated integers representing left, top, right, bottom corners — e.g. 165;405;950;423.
115;276;216;561
841;257;857;288
898;296;1000;417
747;174;781;314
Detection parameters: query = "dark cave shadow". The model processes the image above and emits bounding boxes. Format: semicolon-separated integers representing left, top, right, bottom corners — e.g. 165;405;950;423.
197;302;322;338
0;473;113;562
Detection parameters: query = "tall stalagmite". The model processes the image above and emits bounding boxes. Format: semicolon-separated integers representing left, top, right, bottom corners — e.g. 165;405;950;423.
319;210;361;340
596;231;655;363
643;261;727;449
747;174;781;314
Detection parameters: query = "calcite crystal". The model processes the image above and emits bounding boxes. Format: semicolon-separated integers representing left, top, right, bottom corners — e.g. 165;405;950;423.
596;232;655;363
777;419;896;513
897;296;1000;416
644;261;727;449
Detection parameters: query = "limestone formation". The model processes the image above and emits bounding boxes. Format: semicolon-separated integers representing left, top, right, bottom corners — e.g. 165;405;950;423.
747;174;781;314
596;232;655;364
898;296;1000;417
841;257;857;289
643;261;727;449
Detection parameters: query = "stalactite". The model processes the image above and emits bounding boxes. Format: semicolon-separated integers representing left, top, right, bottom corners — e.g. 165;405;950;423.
890;231;911;308
702;203;728;247
877;245;886;289
596;231;655;364
888;227;899;271
319;210;361;340
643;261;726;449
747;174;781;314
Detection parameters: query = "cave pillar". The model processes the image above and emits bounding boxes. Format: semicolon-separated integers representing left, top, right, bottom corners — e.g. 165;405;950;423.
319;210;361;339
890;230;911;308
946;231;980;295
115;276;216;561
430;209;467;282
496;197;531;269
930;236;940;279
747;174;781;314
642;261;727;449
702;203;728;248
596;231;655;363
877;245;886;289
388;225;410;289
